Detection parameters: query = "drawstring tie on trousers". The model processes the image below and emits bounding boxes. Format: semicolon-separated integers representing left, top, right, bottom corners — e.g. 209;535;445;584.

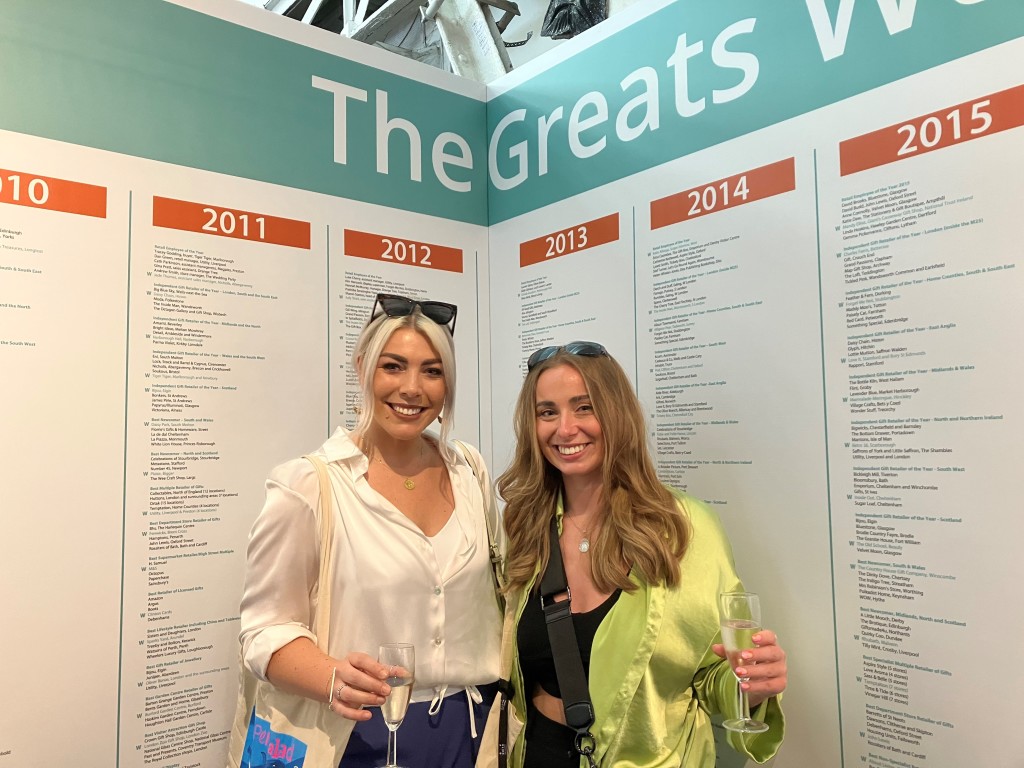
428;685;484;738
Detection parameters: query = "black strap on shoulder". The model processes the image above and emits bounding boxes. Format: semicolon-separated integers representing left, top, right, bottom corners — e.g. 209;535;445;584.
540;517;597;765
496;678;514;768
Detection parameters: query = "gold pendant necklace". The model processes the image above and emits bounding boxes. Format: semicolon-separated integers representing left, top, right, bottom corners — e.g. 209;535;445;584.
375;443;423;491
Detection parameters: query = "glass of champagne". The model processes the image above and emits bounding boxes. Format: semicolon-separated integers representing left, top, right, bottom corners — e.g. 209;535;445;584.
378;643;415;768
719;591;770;733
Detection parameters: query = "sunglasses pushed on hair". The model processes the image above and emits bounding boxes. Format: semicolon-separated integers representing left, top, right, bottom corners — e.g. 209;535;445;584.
527;341;609;371
371;293;458;336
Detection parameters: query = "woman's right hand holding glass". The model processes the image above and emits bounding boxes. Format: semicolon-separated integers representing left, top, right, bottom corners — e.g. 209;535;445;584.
712;628;788;707
328;651;393;721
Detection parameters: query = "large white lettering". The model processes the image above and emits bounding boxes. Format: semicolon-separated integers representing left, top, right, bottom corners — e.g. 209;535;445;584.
805;0;922;62
432;132;473;192
311;75;368;165
489;109;529;191
667;34;705;118
538;108;564;177
711;19;759;104
313;75;474;192
487;19;759;191
376;90;422;181
568;92;609;158
616;67;660;142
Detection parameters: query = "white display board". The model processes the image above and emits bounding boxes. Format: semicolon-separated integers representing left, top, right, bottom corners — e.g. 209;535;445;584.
2;0;1022;766
0;3;486;766
486;12;1024;767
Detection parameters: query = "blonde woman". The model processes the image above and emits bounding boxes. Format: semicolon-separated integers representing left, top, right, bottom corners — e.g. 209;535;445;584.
239;294;501;767
497;342;787;767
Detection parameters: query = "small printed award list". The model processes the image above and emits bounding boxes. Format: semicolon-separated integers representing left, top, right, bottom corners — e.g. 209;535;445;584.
0;168;108;350
640;159;811;500
0;221;41;348
514;215;619;361
823;86;1024;768
119;195;315;766
0;164;126;766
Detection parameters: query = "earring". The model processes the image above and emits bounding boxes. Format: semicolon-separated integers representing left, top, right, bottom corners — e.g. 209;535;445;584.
352;404;363;415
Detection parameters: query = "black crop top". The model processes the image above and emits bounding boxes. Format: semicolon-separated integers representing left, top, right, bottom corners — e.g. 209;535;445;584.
517;587;622;699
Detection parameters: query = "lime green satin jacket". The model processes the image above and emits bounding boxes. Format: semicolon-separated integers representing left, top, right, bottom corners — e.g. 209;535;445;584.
506;491;785;767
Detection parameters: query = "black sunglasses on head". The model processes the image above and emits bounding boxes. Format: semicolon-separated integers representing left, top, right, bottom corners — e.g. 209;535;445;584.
527;341;609;371
370;293;458;336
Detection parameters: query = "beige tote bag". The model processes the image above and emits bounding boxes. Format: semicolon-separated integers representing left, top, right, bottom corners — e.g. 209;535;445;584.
225;455;354;768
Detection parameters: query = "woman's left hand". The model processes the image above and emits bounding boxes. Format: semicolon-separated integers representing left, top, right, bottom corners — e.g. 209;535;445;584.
712;628;787;707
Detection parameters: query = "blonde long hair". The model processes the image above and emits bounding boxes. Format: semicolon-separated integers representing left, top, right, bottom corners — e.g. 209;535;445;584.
351;310;457;464
497;349;688;594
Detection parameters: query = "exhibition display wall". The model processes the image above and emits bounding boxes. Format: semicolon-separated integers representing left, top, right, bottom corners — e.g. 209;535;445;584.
486;3;1024;767
1;2;489;766
1;0;1021;766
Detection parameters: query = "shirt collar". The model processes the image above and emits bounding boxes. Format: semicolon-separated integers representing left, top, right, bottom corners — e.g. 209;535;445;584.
321;426;467;471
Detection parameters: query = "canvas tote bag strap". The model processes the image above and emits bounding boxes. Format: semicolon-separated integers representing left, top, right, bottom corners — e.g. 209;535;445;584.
454;440;500;549
475;595;524;768
496;598;519;768
454;440;506;600
303;454;336;647
226;455;351;768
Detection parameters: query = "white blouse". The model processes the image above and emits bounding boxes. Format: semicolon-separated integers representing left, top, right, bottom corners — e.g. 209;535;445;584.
239;427;502;705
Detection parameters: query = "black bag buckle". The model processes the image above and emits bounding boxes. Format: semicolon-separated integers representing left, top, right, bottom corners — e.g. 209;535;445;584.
540;586;571;617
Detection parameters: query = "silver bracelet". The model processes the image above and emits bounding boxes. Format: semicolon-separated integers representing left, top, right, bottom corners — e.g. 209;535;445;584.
327;667;337;706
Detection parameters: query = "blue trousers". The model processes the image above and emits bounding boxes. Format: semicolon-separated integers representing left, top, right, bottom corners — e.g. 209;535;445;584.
341;683;498;768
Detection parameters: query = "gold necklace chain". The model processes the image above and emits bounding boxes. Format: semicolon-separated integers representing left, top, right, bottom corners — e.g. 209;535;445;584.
565;513;594;554
374;442;425;491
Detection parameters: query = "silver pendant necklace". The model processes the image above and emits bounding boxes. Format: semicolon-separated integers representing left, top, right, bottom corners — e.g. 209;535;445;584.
565;513;593;553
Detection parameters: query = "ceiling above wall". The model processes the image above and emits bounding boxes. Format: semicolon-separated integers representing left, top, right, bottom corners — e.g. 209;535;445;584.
238;0;640;81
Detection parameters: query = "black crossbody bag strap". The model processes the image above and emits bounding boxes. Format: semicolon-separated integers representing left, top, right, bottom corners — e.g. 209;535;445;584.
540;517;598;767
496;678;513;768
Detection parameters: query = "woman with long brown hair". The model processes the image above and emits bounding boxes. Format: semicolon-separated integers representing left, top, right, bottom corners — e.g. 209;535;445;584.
496;341;787;767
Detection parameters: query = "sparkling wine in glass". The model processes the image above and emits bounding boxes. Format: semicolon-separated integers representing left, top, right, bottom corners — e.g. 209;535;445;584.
378;643;415;768
719;591;769;734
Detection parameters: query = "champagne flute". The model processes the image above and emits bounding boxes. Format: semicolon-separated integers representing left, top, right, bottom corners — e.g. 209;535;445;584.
378;643;415;768
719;591;770;733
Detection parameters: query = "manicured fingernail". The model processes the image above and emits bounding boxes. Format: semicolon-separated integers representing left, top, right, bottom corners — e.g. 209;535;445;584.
741;651;753;660
736;668;747;677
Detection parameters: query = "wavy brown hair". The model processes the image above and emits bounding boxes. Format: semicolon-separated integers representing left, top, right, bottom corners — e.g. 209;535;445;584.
497;348;689;594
